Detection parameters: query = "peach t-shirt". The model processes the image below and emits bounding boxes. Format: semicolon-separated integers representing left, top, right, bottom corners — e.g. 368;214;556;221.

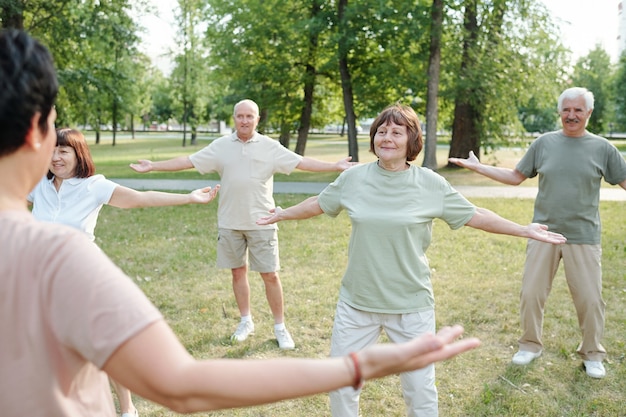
0;211;163;416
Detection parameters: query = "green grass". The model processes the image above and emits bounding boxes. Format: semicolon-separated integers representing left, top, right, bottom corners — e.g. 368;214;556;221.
96;195;625;416
87;132;625;415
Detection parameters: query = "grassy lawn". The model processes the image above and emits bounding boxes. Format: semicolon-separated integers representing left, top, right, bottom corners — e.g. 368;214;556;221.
96;198;625;417
87;131;624;415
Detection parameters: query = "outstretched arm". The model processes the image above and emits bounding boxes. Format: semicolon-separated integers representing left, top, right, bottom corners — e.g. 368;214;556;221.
465;207;566;244
296;156;356;173
108;185;219;209
129;156;194;173
103;321;479;413
448;151;527;185
257;196;324;225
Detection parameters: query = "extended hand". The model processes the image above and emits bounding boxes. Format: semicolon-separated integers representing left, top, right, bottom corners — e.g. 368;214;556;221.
527;223;567;244
190;185;220;204
448;150;480;170
257;206;282;225
337;156;358;171
359;325;480;381
129;159;153;173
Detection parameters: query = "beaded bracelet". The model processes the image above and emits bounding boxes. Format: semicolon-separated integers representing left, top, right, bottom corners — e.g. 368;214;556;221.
349;352;364;390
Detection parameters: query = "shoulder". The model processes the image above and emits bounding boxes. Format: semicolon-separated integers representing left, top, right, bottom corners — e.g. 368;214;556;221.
533;130;560;143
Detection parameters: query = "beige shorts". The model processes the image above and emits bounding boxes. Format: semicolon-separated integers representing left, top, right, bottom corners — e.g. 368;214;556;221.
216;228;280;273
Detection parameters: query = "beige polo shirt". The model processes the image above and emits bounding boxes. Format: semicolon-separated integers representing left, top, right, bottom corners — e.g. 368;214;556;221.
189;132;302;230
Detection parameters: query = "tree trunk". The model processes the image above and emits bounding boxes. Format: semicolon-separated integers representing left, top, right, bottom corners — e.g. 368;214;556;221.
337;0;359;162
112;100;118;146
423;0;443;170
449;101;480;161
279;122;291;148
295;0;322;156
447;0;479;166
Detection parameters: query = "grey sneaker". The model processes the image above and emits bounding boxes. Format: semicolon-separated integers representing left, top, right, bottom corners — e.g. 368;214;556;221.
231;320;254;342
275;327;295;350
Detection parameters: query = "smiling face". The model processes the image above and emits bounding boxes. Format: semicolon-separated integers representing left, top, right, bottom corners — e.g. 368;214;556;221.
50;145;78;179
559;96;592;137
373;121;410;169
233;100;260;141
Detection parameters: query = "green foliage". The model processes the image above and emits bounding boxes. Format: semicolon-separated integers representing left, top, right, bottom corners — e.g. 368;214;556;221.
446;0;571;154
611;53;626;132
571;46;615;134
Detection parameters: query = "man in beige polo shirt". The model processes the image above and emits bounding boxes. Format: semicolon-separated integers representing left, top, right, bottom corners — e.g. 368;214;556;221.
131;99;354;349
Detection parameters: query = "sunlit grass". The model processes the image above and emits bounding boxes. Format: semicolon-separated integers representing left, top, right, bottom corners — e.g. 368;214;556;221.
96;194;625;416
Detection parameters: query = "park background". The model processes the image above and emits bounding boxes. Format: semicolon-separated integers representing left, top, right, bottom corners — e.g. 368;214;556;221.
3;0;626;169
3;1;626;416
101;136;623;416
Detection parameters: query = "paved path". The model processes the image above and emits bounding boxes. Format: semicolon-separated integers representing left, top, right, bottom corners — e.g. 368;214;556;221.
111;178;625;201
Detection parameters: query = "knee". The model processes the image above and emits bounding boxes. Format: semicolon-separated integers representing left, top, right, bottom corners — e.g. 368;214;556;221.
260;272;279;285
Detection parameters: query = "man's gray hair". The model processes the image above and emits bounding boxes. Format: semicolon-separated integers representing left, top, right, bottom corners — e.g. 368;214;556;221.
558;87;594;112
234;99;259;117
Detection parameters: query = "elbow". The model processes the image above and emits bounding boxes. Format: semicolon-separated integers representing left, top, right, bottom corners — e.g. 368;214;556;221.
507;170;526;186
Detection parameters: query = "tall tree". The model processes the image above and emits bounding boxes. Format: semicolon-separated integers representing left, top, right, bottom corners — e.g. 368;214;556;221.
172;0;207;146
448;0;480;163
423;0;444;169
570;45;614;134
294;0;323;155
336;0;359;161
446;0;568;165
613;53;626;133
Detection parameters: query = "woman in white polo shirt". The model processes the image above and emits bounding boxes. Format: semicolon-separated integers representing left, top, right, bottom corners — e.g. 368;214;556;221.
28;128;219;242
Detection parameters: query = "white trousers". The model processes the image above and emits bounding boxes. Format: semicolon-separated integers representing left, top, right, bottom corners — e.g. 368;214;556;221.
329;301;438;417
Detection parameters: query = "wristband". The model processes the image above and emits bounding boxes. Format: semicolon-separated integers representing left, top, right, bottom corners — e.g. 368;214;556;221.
349;352;364;390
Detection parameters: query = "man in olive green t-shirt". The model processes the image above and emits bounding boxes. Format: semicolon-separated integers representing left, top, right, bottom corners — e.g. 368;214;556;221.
449;87;626;379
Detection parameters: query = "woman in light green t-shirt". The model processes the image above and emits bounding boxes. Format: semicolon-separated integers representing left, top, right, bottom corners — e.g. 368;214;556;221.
257;103;566;417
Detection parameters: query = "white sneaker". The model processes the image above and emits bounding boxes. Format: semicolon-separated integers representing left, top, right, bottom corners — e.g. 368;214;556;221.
231;320;254;342
275;327;295;350
583;361;606;378
121;410;138;417
511;350;542;365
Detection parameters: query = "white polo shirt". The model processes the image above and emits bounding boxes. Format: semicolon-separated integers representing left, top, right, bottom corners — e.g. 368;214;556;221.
28;175;118;241
189;132;302;230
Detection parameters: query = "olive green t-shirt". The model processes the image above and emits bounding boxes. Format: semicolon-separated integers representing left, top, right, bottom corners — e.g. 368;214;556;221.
516;131;626;244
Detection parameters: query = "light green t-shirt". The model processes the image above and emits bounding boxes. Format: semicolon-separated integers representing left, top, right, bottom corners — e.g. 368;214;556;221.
189;132;302;230
318;162;476;314
516;131;626;244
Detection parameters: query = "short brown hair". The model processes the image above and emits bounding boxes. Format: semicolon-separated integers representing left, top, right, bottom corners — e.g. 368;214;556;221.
369;104;423;161
47;128;95;179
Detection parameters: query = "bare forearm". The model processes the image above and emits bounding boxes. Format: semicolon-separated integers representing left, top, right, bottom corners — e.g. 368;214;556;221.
110;190;194;209
150;156;194;172
466;207;528;236
449;152;525;185
297;157;340;172
276;196;323;220
465;207;566;245
471;165;525;185
165;358;352;412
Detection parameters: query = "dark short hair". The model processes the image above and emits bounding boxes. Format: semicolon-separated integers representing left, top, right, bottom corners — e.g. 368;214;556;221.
48;129;96;179
369;104;423;161
0;29;58;157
